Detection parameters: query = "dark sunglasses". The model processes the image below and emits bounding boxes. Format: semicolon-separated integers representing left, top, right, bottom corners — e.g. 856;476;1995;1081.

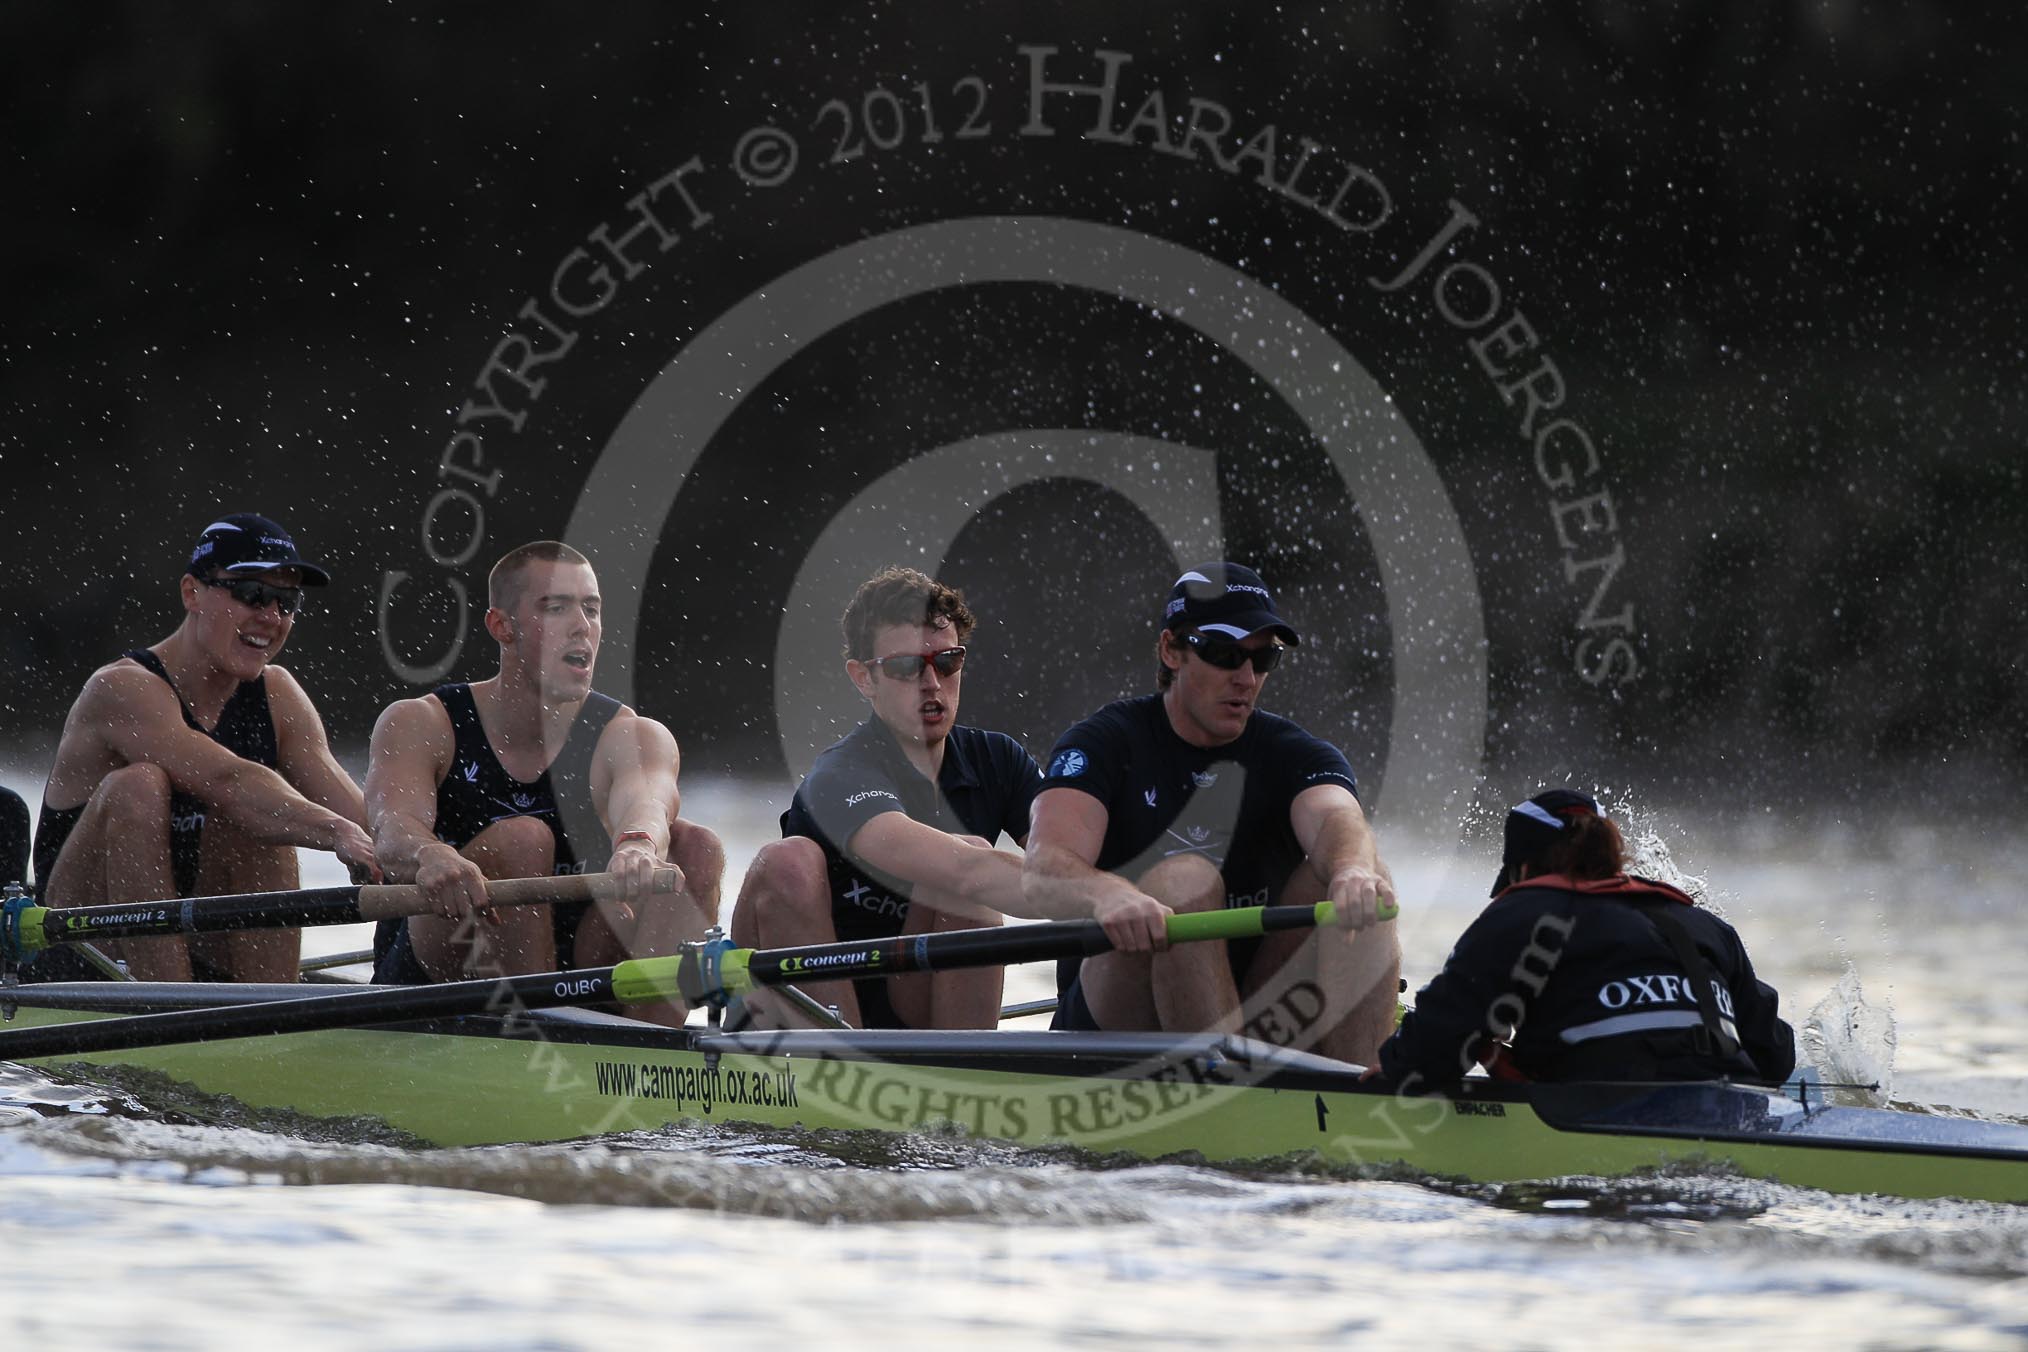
1183;631;1284;674
203;575;306;616
867;646;966;680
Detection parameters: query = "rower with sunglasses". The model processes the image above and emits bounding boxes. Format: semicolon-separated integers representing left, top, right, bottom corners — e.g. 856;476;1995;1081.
1026;562;1401;1066
24;513;379;982
732;566;1120;1029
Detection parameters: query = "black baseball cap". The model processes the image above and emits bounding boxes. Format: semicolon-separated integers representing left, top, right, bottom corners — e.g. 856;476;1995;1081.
1491;788;1602;896
186;513;331;587
1162;562;1300;645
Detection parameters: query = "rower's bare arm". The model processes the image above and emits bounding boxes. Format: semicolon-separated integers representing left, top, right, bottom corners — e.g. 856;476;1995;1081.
849;812;1021;922
365;697;486;915
591;711;681;898
1290;783;1393;929
86;664;374;868
265;665;369;826
1022;787;1172;950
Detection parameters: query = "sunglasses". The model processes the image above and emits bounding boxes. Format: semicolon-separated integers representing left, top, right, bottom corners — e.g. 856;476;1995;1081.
866;646;966;680
203;575;306;616
1183;631;1284;674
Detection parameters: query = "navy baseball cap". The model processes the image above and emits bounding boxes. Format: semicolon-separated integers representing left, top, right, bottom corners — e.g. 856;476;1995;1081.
186;513;331;587
1162;562;1300;645
1491;788;1602;896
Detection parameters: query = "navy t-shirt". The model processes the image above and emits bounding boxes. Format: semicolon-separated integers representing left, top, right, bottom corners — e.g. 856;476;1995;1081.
1038;693;1358;906
783;718;1042;935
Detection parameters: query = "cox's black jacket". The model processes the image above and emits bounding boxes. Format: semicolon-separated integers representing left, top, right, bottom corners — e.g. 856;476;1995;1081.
1377;874;1796;1089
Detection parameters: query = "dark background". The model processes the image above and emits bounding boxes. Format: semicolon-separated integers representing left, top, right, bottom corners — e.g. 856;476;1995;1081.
2;3;2022;828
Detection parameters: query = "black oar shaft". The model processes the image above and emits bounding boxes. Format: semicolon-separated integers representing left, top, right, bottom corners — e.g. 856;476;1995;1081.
733;904;1334;992
0;903;1359;1061
0;966;624;1060
12;870;679;954
741;918;1110;989
36;887;372;946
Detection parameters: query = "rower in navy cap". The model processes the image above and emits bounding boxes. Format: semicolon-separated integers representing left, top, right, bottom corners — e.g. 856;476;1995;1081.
1025;562;1401;1066
26;512;378;982
1372;788;1795;1088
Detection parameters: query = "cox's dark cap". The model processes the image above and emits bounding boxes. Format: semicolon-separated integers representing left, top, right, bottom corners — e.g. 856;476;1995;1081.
1162;562;1300;645
1492;788;1602;897
186;513;331;587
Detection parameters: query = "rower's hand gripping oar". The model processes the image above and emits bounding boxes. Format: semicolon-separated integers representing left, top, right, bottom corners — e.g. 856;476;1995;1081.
0;870;681;964
0;900;1394;1061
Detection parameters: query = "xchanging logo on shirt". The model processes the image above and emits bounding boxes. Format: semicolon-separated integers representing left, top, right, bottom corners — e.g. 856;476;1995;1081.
1049;749;1089;778
845;789;901;807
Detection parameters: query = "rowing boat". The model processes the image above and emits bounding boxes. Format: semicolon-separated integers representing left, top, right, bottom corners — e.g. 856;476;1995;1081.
7;978;2026;1203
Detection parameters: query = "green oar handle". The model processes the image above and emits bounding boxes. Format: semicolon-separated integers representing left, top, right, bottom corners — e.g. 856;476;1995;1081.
614;900;1408;1008
1165;898;1400;945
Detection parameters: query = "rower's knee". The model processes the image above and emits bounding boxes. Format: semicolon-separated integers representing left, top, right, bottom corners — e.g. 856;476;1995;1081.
732;837;829;942
95;762;172;826
465;815;557;879
1140;854;1226;914
669;819;726;918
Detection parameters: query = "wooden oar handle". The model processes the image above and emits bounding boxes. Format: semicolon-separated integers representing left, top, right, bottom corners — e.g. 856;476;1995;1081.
354;868;682;922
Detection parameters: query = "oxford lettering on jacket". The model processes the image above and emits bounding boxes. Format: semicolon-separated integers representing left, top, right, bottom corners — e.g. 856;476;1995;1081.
1597;973;1737;1017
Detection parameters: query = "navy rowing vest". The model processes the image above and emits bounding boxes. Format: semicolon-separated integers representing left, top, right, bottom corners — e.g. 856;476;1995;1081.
430;683;621;872
31;648;278;900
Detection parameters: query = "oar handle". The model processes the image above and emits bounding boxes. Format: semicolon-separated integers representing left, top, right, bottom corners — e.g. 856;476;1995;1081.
620;900;1406;1008
1165;898;1400;945
354;868;684;921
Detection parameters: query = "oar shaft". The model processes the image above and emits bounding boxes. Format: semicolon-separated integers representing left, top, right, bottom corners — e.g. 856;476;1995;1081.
618;902;1392;1006
8;870;677;955
28;886;375;951
0;901;1389;1061
0;967;616;1061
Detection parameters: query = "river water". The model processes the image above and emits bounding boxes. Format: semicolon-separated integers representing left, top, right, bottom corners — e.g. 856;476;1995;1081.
3;771;2026;1350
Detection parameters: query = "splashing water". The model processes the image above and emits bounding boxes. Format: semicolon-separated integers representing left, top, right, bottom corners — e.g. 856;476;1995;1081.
1802;966;1897;1106
1594;788;1711;904
1624;822;1709;905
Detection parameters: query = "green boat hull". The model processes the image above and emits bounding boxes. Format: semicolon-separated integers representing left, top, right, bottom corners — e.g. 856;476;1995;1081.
7;983;2027;1203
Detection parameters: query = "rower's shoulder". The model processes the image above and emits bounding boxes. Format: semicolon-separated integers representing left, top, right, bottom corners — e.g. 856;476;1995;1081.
952;724;1039;765
1244;707;1344;755
585;697;679;765
588;689;636;719
1060;693;1155;739
370;689;457;749
71;654;172;713
247;662;319;710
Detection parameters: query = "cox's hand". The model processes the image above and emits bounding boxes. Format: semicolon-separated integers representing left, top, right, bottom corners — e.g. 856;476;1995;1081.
1326;865;1394;931
416;842;495;924
332;820;383;884
1094;890;1172;953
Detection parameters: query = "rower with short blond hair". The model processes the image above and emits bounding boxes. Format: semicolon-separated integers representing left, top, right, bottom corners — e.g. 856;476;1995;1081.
365;540;722;1027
